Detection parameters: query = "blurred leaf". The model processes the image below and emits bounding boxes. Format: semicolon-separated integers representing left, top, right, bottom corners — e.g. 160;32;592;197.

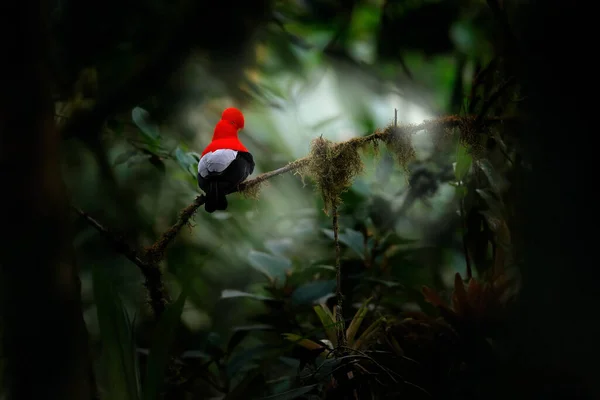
313;304;337;347
340;229;366;259
261;384;318;400
92;265;140;400
363;277;402;288
476;158;506;194
131;107;160;142
188;151;201;163
380;232;418;247
450;19;493;59
476;188;504;218
291;280;336;305
175;147;193;169
265;377;292;398
314;358;344;380
264;238;294;258
282;334;325;351
126;153;152;167
248;250;292;284
454;185;468;198
227;325;275;355
198;331;226;361
114;150;138;166
346;297;372;345
322;229;365;260
174;147;198;178
142;290;187;400
226;344;280;380
454;142;472;182
224;367;266;400
352;316;385;350
221;289;277;302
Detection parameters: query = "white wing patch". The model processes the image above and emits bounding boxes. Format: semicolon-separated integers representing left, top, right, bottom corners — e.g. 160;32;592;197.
198;149;238;178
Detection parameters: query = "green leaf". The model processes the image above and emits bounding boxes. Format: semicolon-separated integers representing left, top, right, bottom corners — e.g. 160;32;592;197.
455;185;468;198
352;316;385;350
261;384;318;400
142;291;187;400
131;107;160;142
340;229;366;259
220;289;276;302
454;142;473;182
174;147;197;173
227;325;274;354
282;333;326;351
92;265;140;400
226;344;280;380
291;280;336;305
345;297;372;345
248;250;292;284
313;304;338;347
322;229;365;259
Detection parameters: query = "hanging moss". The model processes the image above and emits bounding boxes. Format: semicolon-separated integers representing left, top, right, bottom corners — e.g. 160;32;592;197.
306;136;364;215
380;125;416;175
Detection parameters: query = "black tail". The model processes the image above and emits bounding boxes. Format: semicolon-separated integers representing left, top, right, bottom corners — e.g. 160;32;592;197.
205;181;228;213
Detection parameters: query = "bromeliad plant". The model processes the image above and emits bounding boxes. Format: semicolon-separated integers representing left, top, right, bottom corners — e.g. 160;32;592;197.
282;298;393;398
283;297;385;354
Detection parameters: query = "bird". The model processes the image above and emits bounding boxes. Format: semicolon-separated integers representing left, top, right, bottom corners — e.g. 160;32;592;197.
197;107;255;213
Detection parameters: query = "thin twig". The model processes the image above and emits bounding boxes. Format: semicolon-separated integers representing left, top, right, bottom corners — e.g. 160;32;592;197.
332;203;346;349
239;158;310;192
72;206;169;316
72;206;146;269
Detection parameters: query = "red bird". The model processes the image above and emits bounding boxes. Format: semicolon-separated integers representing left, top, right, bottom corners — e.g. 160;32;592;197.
197;108;255;213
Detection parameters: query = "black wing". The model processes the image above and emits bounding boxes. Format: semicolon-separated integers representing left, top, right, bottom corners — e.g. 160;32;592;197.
197;151;255;195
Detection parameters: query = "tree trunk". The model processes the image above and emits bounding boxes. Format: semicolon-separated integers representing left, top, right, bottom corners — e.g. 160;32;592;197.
0;2;95;399
504;2;599;398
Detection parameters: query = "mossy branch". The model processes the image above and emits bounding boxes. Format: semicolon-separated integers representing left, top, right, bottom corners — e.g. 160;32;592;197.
75;114;507;317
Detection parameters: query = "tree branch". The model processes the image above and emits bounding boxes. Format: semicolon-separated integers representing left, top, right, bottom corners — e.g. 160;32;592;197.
72;206;147;268
72;206;169;316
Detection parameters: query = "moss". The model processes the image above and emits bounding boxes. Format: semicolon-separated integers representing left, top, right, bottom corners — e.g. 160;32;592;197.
239;181;263;199
306;136;364;215
380;125;416;175
458;116;486;160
